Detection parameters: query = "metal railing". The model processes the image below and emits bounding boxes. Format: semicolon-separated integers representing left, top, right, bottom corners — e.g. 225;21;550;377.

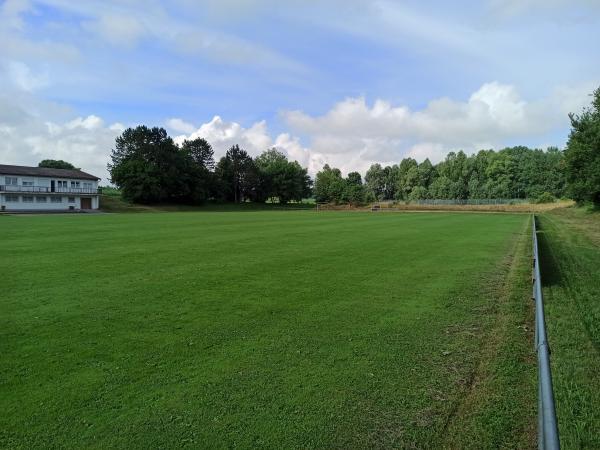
0;185;100;194
532;215;560;450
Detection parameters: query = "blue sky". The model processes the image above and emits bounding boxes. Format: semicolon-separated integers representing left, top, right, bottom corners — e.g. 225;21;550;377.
1;0;599;181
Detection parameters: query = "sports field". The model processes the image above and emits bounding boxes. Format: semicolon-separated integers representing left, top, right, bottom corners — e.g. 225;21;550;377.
1;212;536;448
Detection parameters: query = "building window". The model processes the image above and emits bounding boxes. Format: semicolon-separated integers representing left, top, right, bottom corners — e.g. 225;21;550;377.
83;182;92;189
68;197;75;203
51;196;62;203
71;181;80;188
36;196;47;203
22;180;34;186
5;194;19;202
5;177;17;185
22;196;34;203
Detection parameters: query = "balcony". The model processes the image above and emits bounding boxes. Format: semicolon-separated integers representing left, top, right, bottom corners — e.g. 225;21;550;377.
0;185;101;194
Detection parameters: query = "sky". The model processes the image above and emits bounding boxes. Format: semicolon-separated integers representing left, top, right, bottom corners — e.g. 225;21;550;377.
0;0;599;183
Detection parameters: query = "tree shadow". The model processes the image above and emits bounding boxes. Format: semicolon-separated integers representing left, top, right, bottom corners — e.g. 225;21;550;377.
536;228;563;288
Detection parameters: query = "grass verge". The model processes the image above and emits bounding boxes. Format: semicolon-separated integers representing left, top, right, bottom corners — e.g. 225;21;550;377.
537;207;600;449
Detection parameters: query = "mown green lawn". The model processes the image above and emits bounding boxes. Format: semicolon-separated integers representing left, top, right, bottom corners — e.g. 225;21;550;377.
538;208;600;449
1;211;535;449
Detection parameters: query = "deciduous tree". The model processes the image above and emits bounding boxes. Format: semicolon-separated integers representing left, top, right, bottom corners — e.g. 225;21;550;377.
109;126;191;203
255;149;311;203
565;87;600;205
215;145;258;203
38;159;76;169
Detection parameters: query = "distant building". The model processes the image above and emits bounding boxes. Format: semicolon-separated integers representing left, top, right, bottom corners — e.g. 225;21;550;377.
0;164;100;211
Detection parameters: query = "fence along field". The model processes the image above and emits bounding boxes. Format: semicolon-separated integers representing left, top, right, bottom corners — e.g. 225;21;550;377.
2;211;536;448
532;217;559;449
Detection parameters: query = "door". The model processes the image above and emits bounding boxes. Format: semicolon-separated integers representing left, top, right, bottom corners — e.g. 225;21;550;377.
81;197;92;209
50;180;55;192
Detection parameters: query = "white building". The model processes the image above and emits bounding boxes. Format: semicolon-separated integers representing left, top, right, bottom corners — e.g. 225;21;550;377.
0;164;101;212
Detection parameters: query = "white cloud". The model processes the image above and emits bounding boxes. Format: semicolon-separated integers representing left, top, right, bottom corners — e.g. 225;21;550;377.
0;90;122;182
109;122;125;131
22;117;121;180
171;115;324;172
547;82;600;117
166;118;196;134
2;79;597;189
173;116;260;155
283;82;546;145
7;61;49;92
405;142;448;163
64;115;104;130
171;83;544;176
279;81;597;173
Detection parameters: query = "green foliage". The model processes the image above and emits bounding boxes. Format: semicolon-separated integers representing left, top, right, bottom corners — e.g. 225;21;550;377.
314;164;344;203
254;149;311;204
343;171;367;205
99;186;120;196
364;163;385;200
108;126;213;204
534;192;556;204
108;119;576;205
565;87;600;205
364;164;399;200
314;166;368;205
181;137;214;170
214;145;259;203
109;127;312;205
180;137;215;202
38;159;76;169
106;122;572;207
365;146;567;201
408;185;428;200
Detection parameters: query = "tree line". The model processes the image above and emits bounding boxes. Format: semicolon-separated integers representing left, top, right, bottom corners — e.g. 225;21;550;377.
314;146;567;204
106;87;599;206
107;126;311;204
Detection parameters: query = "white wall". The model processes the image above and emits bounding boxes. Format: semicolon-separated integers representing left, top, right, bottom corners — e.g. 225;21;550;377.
1;194;99;211
2;194;74;211
1;174;99;210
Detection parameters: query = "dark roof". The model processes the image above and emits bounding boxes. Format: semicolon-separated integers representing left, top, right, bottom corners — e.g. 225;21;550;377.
0;164;100;181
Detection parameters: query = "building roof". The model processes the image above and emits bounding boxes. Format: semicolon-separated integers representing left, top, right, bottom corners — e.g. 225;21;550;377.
0;164;100;181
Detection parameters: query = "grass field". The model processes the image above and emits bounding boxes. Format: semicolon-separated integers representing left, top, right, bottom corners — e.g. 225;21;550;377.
1;211;536;448
537;208;600;449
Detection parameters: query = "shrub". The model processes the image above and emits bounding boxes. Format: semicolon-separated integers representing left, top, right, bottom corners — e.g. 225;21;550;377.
535;192;556;204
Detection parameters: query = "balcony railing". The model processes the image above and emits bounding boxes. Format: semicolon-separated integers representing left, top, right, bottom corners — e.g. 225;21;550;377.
0;185;101;194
